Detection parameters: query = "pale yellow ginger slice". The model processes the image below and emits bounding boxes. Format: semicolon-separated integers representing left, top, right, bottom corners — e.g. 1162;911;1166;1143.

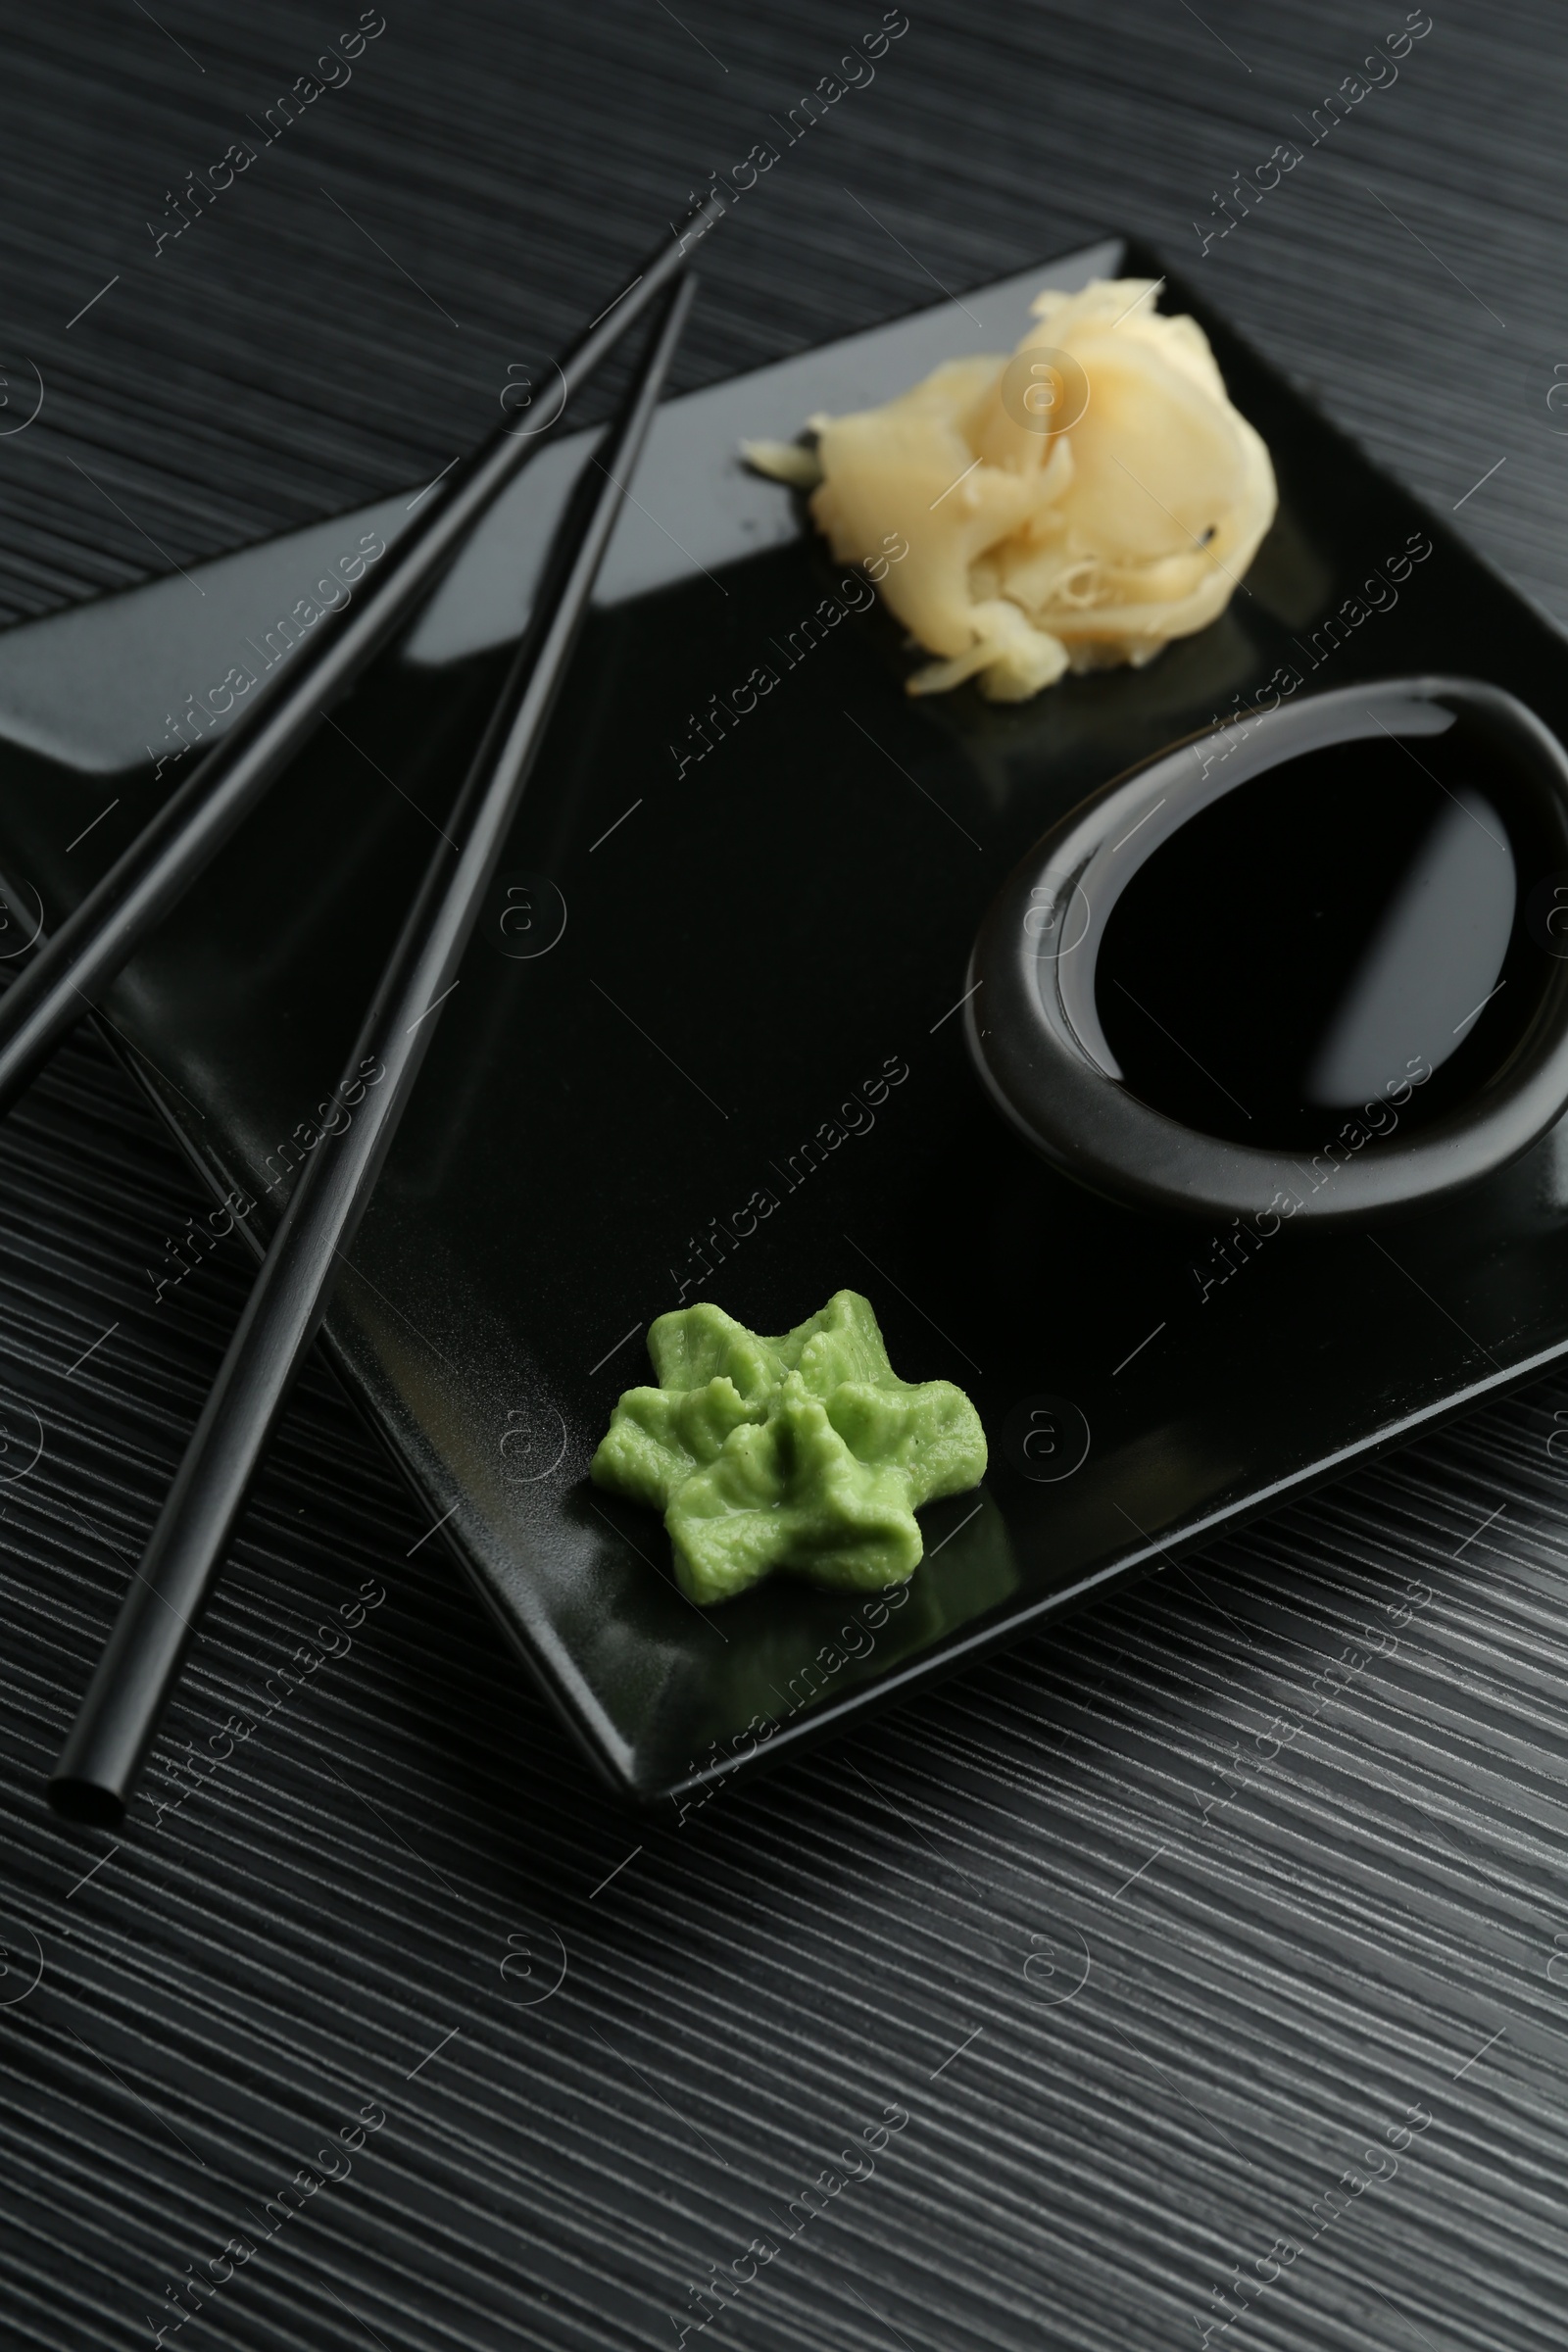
739;437;824;490
764;278;1277;702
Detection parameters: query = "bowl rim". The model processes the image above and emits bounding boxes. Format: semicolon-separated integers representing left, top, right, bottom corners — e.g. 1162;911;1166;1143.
964;673;1568;1225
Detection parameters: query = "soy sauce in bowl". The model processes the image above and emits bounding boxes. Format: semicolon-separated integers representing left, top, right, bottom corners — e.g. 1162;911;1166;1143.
967;678;1568;1223
1092;716;1540;1149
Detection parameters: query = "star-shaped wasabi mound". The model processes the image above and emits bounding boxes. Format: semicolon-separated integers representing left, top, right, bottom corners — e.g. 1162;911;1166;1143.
590;1290;988;1605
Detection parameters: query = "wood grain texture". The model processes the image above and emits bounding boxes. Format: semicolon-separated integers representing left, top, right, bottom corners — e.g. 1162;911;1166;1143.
2;4;1567;2347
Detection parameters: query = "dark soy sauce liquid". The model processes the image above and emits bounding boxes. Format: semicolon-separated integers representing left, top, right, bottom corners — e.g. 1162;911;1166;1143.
1094;719;1549;1148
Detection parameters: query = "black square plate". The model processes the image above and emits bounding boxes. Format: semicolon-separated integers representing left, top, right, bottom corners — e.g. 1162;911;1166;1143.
6;234;1566;1809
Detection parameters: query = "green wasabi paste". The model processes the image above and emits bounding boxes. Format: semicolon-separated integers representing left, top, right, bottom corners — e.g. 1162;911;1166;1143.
590;1289;988;1605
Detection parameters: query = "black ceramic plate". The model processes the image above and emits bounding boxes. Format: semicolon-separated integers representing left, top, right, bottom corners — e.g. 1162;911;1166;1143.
7;233;1568;1811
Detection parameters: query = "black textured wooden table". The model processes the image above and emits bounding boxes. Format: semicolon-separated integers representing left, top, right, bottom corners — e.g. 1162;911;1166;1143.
3;5;1567;2348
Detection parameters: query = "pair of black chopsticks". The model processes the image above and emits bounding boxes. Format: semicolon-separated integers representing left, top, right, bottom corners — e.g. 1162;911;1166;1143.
41;208;716;1827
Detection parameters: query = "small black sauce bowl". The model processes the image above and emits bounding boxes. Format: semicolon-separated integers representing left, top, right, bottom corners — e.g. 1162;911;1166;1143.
964;676;1568;1225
